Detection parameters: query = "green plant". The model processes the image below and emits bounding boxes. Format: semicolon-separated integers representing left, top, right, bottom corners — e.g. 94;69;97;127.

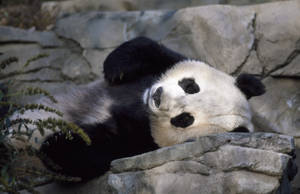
0;54;90;193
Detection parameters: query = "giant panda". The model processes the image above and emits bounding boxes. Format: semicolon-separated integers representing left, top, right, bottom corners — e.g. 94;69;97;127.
10;37;265;180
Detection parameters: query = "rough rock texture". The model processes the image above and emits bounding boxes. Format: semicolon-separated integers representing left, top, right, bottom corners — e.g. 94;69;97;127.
30;133;297;194
41;0;291;17
1;0;300;192
52;5;256;73
0;27;96;96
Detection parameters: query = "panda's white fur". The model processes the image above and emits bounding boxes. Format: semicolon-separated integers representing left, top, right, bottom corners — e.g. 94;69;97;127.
11;79;113;149
144;60;253;147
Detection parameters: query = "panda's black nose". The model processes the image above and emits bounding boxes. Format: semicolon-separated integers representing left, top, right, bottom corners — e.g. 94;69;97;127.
232;126;249;133
152;87;163;108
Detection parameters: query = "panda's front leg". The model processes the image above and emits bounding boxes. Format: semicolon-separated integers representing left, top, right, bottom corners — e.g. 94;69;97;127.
103;37;186;84
40;132;115;180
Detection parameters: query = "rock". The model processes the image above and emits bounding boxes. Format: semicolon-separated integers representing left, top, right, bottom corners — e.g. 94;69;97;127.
242;50;264;75
4;0;299;87
0;32;96;95
109;133;296;194
83;48;114;76
292;138;300;192
249;0;300;77
31;133;297;194
250;77;300;191
41;0;138;18
54;11;175;49
161;6;255;73
250;77;300;137
55;6;256;74
53;0;300;75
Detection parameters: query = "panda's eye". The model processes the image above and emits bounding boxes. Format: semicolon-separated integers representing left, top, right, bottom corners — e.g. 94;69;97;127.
178;78;200;94
170;112;194;128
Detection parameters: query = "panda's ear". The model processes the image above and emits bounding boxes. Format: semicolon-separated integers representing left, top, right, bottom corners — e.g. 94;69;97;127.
235;74;265;99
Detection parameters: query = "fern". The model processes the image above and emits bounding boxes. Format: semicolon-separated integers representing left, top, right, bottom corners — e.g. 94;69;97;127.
0;54;89;193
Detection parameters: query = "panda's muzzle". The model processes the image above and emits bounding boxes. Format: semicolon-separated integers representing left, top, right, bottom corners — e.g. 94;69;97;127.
152;87;163;108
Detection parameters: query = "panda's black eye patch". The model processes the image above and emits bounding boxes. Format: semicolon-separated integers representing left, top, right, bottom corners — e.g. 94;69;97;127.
170;112;194;128
178;78;200;94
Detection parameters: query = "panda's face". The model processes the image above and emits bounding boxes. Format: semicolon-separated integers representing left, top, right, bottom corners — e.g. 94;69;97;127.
144;60;254;147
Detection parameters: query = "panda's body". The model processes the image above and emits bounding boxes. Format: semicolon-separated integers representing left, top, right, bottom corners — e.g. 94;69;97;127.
34;74;159;179
11;37;265;180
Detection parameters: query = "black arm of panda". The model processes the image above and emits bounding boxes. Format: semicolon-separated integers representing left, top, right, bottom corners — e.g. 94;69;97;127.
103;37;187;84
40;127;122;180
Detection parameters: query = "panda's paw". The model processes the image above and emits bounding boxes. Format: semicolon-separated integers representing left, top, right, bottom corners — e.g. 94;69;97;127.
104;65;127;84
103;37;163;84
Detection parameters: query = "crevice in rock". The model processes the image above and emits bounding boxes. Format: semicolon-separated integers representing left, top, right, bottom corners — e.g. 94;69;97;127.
59;72;95;84
0;41;38;46
296;39;300;50
0;66;61;80
223;167;282;178
79;53;99;80
56;35;83;54
271;75;300;80
81;54;93;69
14;79;64;83
263;48;300;78
265;38;279;44
0;40;61;49
223;163;285;177
231;12;258;76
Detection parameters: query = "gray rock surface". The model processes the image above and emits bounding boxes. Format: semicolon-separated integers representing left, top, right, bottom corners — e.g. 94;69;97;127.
31;133;297;194
0;27;96;95
0;26;63;47
251;78;300;137
247;1;300;77
54;6;256;74
1;0;300;192
52;0;300;76
41;0;291;17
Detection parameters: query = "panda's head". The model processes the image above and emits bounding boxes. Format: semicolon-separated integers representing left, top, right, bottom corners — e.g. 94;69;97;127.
143;60;265;147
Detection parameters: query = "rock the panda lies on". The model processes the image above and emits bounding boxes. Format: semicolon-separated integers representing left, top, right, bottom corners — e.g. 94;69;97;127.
12;37;265;180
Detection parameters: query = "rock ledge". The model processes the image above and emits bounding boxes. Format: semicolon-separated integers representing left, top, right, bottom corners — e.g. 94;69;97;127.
34;133;297;194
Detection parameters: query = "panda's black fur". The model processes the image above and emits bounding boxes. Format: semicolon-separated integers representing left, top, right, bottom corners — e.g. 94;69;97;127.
11;37;265;180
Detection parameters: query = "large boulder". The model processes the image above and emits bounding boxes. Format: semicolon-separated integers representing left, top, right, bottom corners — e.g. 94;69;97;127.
31;133;297;194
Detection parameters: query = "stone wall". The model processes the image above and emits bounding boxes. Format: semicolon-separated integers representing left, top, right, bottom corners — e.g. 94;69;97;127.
1;0;300;193
41;0;291;17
